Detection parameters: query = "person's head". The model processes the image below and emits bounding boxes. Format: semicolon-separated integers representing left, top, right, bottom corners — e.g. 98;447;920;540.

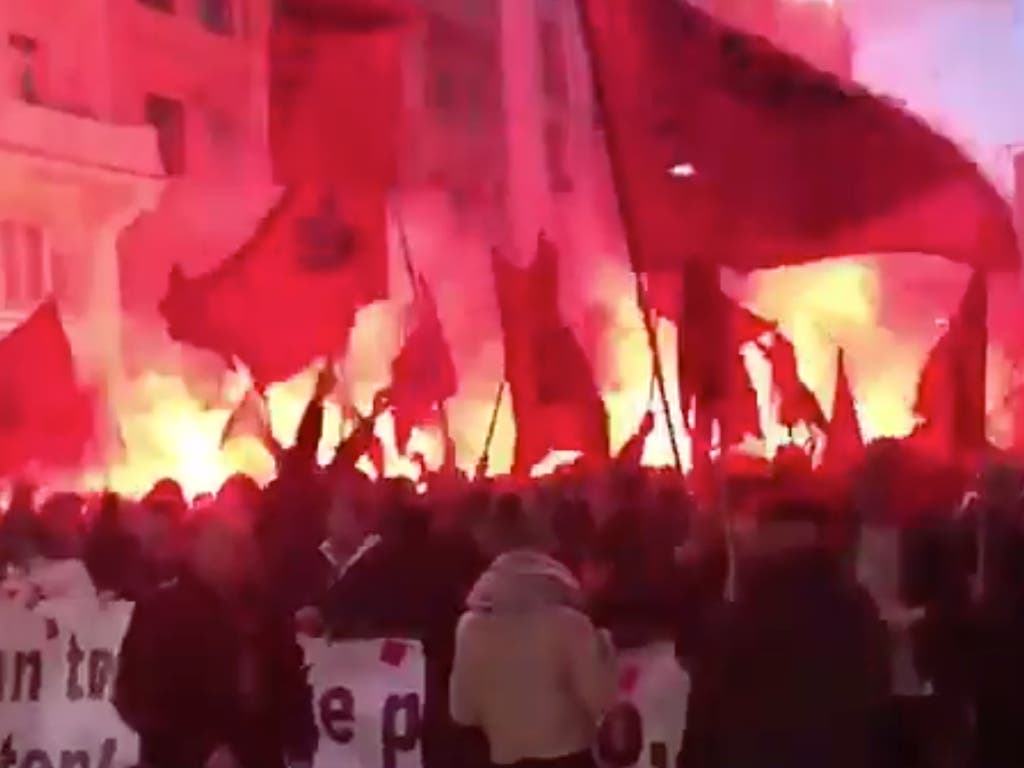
474;492;539;558
217;474;262;522
133;497;181;566
144;478;187;523
0;502;42;567
187;507;260;596
38;493;85;559
326;476;375;550
749;496;826;563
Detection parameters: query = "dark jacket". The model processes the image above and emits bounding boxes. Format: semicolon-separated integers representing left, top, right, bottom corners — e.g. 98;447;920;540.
114;575;317;768
680;549;889;768
972;525;1024;768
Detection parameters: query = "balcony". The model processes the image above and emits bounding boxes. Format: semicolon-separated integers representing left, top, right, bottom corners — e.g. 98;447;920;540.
0;98;163;180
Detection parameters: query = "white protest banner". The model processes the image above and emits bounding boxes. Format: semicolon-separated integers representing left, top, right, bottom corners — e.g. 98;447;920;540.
0;599;138;768
596;642;691;768
301;637;424;768
0;599;687;768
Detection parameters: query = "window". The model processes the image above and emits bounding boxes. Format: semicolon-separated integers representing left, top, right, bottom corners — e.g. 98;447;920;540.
0;223;53;310
9;34;39;104
145;94;187;175
199;0;234;35
539;20;568;103
138;0;175;12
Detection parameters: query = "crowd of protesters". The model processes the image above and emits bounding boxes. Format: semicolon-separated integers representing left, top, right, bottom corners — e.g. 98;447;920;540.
2;373;1024;768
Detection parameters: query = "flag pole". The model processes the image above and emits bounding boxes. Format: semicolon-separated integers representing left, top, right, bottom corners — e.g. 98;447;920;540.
391;197;422;303
573;0;683;474
391;197;453;452
477;380;506;477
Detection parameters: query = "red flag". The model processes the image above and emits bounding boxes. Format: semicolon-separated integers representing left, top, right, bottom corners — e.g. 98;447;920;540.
678;264;765;446
580;0;1018;272
914;271;988;456
766;334;826;430
161;185;386;386
493;235;610;474
822;349;864;473
389;277;458;452
164;1;407;384
270;1;407;187
0;301;94;475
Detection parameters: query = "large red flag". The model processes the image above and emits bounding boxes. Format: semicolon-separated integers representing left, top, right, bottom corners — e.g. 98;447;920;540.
579;0;1018;272
270;1;408;187
914;271;988;456
821;349;864;473
0;301;94;475
493;236;610;475
161;185;386;386
388;277;458;452
162;1;406;385
678;264;768;446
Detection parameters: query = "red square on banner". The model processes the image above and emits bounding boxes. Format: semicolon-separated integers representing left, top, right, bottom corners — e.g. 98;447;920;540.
380;639;408;667
618;665;640;694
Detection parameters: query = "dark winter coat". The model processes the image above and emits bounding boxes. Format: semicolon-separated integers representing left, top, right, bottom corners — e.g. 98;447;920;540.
114;574;317;768
680;549;889;768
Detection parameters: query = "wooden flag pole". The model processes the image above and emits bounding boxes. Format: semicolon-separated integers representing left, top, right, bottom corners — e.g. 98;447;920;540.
390;197;454;457
477;380;506;477
391;196;422;303
573;0;683;473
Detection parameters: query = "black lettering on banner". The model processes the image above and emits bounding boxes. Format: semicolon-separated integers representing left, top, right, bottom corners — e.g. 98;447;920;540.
21;750;53;768
95;737;118;768
87;651;117;701
0;738;117;768
59;751;88;768
381;693;421;768
0;735;15;768
13;651;42;702
319;686;356;744
596;702;643;768
66;636;85;701
650;741;669;768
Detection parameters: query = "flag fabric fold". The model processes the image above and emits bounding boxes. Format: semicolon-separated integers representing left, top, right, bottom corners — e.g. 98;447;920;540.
388;276;458;452
270;0;407;186
0;300;95;476
766;333;826;431
914;271;988;457
822;349;864;473
580;0;1018;273
162;3;406;385
161;185;387;386
678;263;766;447
493;235;610;475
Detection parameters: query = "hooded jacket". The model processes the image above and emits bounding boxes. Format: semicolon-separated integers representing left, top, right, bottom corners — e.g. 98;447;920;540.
450;549;615;765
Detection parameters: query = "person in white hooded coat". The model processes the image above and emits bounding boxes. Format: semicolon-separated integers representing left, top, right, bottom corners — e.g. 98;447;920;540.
449;493;615;768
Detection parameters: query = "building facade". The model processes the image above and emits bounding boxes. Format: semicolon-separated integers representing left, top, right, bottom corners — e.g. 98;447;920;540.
0;0;168;381
0;0;280;385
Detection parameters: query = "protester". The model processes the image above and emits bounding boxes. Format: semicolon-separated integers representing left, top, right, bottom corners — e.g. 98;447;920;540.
4;416;1024;768
681;496;889;768
2;491;97;605
449;492;615;768
114;503;317;768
